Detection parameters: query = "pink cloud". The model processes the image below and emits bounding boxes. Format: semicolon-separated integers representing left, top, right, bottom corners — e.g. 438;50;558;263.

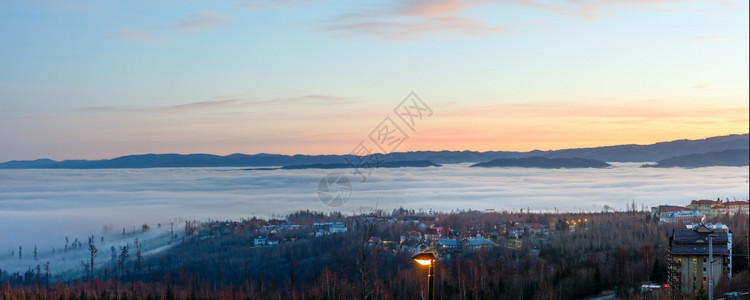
321;0;717;41
322;1;506;42
400;0;471;16
325;16;506;41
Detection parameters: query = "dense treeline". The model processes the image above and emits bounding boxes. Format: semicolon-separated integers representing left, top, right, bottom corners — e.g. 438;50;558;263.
1;209;748;299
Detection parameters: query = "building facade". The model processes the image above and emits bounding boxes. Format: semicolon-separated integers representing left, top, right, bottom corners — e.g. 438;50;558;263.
668;223;732;295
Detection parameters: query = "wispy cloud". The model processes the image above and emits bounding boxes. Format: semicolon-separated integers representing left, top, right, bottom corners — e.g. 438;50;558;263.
321;1;506;42
321;0;716;41
80;94;357;114
173;12;229;32
154;99;242;113
400;0;471;16
114;12;229;42
249;94;356;106
495;0;698;20
324;16;506;42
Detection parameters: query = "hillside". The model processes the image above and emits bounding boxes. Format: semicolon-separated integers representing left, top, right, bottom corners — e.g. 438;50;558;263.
470;157;611;168
642;148;749;168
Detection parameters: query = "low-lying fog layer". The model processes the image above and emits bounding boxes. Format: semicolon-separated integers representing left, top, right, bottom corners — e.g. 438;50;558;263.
1;163;747;263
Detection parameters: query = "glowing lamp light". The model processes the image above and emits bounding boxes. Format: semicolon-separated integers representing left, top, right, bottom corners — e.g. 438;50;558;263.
412;252;436;266
412;251;437;300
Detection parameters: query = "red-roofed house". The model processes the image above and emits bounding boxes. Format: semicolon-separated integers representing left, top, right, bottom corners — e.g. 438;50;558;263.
424;227;443;242
723;201;749;215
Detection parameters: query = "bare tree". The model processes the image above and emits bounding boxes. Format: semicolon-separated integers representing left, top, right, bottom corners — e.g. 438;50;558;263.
88;235;97;279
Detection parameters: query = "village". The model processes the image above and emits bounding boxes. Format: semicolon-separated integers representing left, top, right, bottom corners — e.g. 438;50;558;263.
185;199;749;298
195;209;568;258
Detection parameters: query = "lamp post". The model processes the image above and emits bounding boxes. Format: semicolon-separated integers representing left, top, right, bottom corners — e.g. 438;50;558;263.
708;234;716;300
412;251;436;300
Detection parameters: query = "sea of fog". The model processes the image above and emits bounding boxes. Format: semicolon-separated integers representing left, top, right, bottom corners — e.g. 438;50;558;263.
1;163;748;264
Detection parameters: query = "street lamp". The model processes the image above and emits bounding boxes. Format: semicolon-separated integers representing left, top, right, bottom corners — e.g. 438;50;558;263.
412;251;436;300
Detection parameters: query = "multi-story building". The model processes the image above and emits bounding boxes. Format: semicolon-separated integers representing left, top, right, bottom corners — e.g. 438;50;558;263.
686;199;723;217
684;199;749;217
723;201;750;215
668;223;732;295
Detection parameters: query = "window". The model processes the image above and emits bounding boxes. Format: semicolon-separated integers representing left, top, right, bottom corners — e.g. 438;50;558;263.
693;267;697;272
703;258;707;263
693;258;697;263
703;267;707;273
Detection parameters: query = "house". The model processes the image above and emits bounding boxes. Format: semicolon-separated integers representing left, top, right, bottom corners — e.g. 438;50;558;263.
424;227;443;242
508;223;548;238
253;236;267;246
668;223;732;296
400;239;424;254
435;238;461;257
462;236;494;252
329;222;348;233
312;222;347;236
400;231;421;243
253;234;279;246
655;206;703;223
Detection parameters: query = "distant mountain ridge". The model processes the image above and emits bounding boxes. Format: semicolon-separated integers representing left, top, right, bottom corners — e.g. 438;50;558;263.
0;134;746;169
471;157;611;169
642;148;749;168
281;160;441;170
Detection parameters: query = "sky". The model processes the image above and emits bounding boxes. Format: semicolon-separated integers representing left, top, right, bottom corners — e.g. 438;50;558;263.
1;0;748;161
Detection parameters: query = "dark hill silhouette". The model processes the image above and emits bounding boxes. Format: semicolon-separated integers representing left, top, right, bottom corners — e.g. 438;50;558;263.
281;160;441;170
642;148;749;168
0;133;746;169
470;157;611;168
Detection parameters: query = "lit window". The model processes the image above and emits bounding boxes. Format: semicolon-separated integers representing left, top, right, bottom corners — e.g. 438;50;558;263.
693;267;697;272
693;258;697;263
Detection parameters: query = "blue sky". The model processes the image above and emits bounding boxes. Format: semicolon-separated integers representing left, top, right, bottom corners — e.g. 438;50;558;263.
1;0;748;161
